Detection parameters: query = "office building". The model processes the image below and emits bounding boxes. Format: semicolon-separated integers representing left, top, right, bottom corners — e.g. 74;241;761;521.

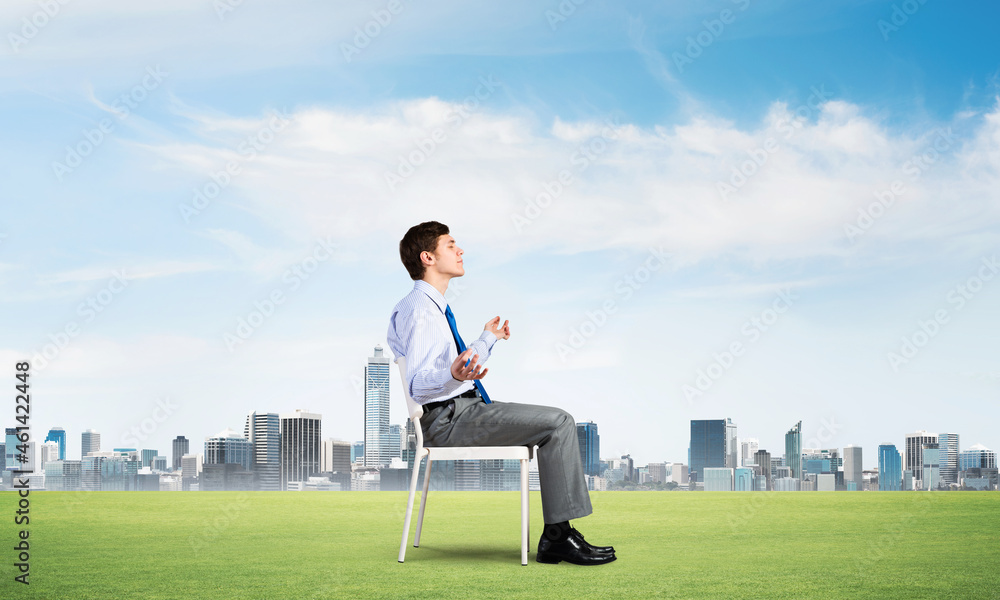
740;438;759;467
389;424;403;461
181;453;203;478
321;439;352;473
245;411;281;491
844;445;863;491
754;450;772;491
281;409;321;490
905;431;937;485
44;460;82;491
141;449;158;468
921;443;940;490
785;421;802;479
82;429;101;457
204;429;252;471
577;422;601;476
40;441;60;465
364;345;392;468
817;473;836;491
937;433;959;485
734;467;754;491
45;427;67;460
172;436;189;471
878;444;902;491
960;443;997;470
703;467;734;491
690;419;735;482
352;441;365;464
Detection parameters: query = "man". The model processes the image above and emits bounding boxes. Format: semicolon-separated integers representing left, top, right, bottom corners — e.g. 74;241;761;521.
386;221;615;566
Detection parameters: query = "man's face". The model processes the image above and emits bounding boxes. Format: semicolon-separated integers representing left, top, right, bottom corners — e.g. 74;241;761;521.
427;234;464;278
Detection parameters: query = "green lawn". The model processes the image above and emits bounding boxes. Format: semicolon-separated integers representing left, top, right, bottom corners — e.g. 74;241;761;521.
3;491;998;599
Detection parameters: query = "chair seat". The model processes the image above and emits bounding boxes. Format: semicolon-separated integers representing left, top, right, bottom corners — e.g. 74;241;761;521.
424;446;532;461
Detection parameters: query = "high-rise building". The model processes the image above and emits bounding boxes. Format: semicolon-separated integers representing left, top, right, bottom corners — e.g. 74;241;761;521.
960;443;997;470
785;421;802;479
352;441;365;464
281;410;321;490
937;433;959;485
141;449;158;468
844;445;863;491
245;412;281;491
726;419;738;468
181;453;203;478
905;430;937;484
5;428;24;474
740;438;759;467
754;449;772;491
689;419;733;482
45;427;67;460
82;429;101;457
879;444;902;491
703;467;734;491
389;424;403;461
204;429;252;471
576;422;601;476
734;467;754;491
321;439;352;473
921;443;940;490
172;436;189;471
364;345;392;468
40;441;60;465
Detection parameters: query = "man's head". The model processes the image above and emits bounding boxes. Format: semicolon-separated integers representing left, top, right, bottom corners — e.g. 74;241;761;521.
399;221;464;281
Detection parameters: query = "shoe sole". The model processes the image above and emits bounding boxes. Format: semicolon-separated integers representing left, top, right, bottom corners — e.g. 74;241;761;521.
536;552;616;566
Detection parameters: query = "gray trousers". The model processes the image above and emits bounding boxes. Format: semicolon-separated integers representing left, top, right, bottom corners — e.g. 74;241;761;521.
420;398;593;524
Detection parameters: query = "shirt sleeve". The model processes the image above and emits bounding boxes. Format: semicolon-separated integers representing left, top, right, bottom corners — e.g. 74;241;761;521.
389;305;466;402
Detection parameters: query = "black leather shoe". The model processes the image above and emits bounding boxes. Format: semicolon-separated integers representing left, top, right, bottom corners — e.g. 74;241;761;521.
537;533;616;565
568;528;615;555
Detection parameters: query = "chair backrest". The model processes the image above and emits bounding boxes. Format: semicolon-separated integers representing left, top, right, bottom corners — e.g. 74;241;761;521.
395;355;423;421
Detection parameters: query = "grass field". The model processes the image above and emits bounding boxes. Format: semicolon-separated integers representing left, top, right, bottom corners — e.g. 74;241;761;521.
2;491;998;599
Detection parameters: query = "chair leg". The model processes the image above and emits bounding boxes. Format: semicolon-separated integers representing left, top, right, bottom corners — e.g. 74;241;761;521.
414;458;432;547
399;454;425;563
520;458;529;566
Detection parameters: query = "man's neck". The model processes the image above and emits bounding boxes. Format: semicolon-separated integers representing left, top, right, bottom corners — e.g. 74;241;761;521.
421;274;449;297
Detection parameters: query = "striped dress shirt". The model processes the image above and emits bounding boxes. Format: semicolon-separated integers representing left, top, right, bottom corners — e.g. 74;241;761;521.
387;280;497;404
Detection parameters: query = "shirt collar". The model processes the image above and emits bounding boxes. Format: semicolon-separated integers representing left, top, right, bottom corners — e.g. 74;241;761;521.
414;280;448;314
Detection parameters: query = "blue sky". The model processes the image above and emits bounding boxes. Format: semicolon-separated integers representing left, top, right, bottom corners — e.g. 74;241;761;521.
2;1;999;469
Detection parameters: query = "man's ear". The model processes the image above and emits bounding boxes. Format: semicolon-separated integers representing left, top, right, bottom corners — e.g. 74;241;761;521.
421;251;435;267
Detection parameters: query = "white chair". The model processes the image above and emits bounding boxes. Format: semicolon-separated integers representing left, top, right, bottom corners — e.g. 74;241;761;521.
396;356;533;566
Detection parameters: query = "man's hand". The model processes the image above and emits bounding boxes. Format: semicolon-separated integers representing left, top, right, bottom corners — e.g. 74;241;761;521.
485;316;511;340
451;349;488;381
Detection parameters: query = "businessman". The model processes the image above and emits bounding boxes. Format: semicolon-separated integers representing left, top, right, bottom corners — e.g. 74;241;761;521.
387;221;616;565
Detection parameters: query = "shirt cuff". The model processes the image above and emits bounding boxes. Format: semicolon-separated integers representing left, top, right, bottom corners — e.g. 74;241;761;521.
477;330;498;350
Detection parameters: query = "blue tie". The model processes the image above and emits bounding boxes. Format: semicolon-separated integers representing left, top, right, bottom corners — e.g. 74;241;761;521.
444;305;492;404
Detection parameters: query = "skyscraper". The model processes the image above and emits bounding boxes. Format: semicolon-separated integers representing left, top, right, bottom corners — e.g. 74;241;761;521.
81;429;101;457
905;430;937;485
740;438;759;467
784;421;802;479
321;439;352;473
922;443;941;490
844;445;863;491
937;433;959;485
753;449;772;491
959;443;997;470
45;427;67;460
726;419;738;469
576;421;600;477
140;449;158;468
281;409;321;490
364;345;391;468
689;419;731;482
389;424;403;461
245;412;281;491
204;429;252;471
172;436;189;471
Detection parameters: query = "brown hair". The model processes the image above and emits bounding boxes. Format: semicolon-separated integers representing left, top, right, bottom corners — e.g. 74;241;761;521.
399;221;450;280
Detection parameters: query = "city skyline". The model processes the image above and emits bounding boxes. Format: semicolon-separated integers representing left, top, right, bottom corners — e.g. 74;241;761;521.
2;2;999;467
